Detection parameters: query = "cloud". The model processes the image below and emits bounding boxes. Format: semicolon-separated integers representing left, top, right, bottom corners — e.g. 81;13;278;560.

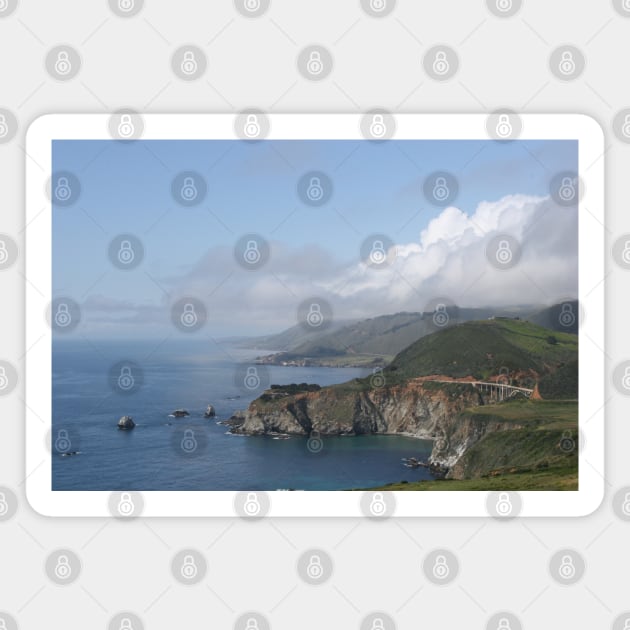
83;194;578;335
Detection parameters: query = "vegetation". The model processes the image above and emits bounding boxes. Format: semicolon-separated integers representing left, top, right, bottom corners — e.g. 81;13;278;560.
383;318;577;384
360;464;577;491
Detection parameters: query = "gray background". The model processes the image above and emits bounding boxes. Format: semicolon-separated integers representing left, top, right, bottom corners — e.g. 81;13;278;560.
0;1;627;628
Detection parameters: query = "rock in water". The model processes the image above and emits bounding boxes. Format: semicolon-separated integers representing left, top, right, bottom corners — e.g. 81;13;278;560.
117;415;135;430
204;404;216;418
171;409;190;418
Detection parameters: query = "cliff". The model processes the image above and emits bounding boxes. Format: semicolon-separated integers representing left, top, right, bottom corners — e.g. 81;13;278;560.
229;319;579;481
229;381;520;475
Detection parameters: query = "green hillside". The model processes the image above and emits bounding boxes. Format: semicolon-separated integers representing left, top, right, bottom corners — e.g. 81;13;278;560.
384;318;578;385
249;306;552;367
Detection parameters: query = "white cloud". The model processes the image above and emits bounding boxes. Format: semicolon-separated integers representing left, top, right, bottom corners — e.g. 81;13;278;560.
83;193;578;335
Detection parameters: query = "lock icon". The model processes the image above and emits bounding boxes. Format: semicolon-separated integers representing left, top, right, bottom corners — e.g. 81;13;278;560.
54;302;72;327
370;492;386;516
623;367;630;390
245;0;261;10
370;114;386;138
558;555;576;579
306;177;324;201
306;303;324;327
181;555;198;579
0;240;8;264
54;554;72;579
308;430;323;452
432;177;449;201
117;114;135;138
244;114;260;138
558;303;575;327
55;429;71;453
117;240;135;265
622;492;630;516
370;366;385;388
370;0;386;10
496;0;512;11
432;555;450;579
54;51;72;76
558;177;576;202
495;114;513;138
306;554;324;579
118;492;135;515
495;492;512;515
497;618;512;630
432;303;449;327
180;303;198;327
371;619;385;630
181;429;197;453
558;51;576;75
559;430;575;452
369;239;386;265
118;0;134;11
0;492;7;516
0;114;7;138
495;240;513;265
622;114;630;138
119;618;134;630
180;176;198;201
118;366;135;390
244;367;260;390
0;367;7;391
55;176;72;201
307;51;323;75
432;51;449;76
622;240;630;265
181;50;198;75
243;240;261;264
245;620;260;630
244;492;261;515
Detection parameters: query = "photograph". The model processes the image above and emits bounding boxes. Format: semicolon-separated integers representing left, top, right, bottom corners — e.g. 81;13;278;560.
51;136;579;492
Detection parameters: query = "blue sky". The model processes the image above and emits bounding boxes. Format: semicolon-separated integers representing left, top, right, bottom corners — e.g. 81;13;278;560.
53;138;578;338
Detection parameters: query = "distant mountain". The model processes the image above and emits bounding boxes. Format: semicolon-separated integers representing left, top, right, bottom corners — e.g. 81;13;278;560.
249;305;554;367
526;300;579;334
232;319;353;352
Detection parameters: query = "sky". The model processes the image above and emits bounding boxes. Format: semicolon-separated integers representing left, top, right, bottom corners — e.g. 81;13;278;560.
52;138;578;339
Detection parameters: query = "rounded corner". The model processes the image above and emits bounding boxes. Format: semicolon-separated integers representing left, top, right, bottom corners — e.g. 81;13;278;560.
25;114;55;145
24;483;53;518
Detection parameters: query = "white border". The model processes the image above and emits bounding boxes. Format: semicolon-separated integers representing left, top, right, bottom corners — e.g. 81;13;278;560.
25;114;604;517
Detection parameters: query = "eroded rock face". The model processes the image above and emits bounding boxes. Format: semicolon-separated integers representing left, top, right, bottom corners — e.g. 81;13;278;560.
117;415;135;430
229;381;507;471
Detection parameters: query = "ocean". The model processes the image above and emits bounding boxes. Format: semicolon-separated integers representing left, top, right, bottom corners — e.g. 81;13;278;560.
52;339;434;491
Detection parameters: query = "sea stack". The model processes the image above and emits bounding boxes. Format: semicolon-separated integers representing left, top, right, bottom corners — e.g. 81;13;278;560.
204;404;216;418
117;415;135;430
172;409;190;417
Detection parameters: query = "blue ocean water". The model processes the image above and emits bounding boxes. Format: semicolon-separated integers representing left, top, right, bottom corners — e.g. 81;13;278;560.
52;339;434;491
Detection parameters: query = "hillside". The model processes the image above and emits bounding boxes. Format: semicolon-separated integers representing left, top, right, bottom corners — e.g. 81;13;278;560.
252;306;549;368
527;300;579;334
383;318;578;391
230;318;579;489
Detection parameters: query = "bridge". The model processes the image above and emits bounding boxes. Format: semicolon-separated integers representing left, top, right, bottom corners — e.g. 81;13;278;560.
430;380;534;401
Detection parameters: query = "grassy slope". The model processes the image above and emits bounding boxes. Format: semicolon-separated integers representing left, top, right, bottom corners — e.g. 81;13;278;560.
384;318;577;383
362;466;577;491
360;400;579;490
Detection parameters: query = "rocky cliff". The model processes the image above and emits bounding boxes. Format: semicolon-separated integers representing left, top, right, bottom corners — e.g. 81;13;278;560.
229;381;520;477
